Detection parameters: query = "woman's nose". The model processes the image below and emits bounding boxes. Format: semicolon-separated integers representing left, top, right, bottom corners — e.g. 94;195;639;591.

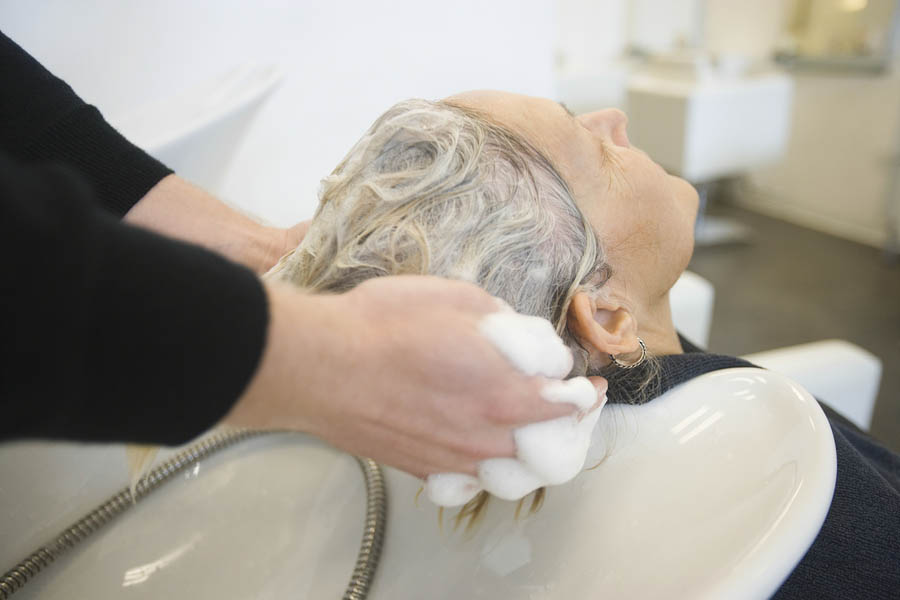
578;108;630;148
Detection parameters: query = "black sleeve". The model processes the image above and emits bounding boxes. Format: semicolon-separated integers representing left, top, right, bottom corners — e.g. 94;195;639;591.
0;152;268;445
0;29;171;216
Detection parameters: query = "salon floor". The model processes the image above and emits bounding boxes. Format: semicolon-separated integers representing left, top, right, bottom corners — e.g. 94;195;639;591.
688;203;900;453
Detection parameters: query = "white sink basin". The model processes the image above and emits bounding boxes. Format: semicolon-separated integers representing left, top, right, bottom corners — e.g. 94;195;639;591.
2;435;366;599
2;368;836;599
626;72;793;183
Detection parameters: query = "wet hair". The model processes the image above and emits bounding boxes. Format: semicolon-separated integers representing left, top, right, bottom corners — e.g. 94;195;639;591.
268;99;608;358
269;98;660;390
267;98;613;528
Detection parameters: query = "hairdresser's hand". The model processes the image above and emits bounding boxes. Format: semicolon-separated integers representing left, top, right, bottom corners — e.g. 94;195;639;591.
281;219;312;254
225;276;605;479
125;174;311;274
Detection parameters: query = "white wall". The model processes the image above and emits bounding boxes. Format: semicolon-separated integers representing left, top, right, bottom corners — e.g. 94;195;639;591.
742;70;900;247
628;0;701;52
557;0;628;72
705;0;785;60
0;0;557;226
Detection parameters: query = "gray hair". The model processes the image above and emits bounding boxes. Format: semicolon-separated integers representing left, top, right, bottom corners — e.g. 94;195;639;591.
268;98;607;371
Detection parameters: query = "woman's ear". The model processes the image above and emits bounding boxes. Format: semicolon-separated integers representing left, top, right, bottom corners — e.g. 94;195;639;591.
567;291;639;361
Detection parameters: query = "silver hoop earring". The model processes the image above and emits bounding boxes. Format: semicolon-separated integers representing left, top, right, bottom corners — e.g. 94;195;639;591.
609;338;647;370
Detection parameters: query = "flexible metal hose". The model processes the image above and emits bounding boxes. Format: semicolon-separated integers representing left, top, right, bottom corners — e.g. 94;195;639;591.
344;457;387;600
0;429;387;599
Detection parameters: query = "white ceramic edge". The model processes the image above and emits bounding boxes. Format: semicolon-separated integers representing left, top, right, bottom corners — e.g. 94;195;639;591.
704;368;838;600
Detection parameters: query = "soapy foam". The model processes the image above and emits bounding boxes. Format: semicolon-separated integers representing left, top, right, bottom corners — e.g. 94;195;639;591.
425;473;482;507
478;458;545;501
477;312;573;379
515;402;605;485
425;309;606;508
540;377;598;412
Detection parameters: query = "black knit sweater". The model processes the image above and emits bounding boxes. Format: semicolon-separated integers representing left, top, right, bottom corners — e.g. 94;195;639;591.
612;338;900;599
0;30;267;445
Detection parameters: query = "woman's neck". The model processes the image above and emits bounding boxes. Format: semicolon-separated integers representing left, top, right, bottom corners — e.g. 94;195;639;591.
635;292;684;356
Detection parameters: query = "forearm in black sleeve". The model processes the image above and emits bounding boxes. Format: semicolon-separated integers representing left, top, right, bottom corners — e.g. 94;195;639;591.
0;152;268;445
0;29;172;216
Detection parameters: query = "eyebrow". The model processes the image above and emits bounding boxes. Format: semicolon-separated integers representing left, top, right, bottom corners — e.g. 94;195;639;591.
557;101;576;117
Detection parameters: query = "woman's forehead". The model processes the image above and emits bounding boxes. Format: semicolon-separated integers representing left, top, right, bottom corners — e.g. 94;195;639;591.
447;90;585;173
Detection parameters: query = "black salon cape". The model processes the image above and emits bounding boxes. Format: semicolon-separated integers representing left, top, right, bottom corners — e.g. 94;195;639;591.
0;31;267;445
606;339;900;599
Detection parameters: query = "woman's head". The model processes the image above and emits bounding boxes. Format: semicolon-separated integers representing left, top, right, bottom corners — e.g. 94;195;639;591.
271;97;606;367
447;90;699;298
445;92;699;369
270;91;698;375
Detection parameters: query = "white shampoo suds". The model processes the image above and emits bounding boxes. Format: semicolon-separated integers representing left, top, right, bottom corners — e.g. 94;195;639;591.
424;308;606;507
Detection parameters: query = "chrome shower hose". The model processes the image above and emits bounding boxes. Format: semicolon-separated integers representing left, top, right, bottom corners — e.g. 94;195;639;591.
0;429;387;599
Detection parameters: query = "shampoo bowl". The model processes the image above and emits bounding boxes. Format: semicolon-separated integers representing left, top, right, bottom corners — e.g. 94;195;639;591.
1;368;836;599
